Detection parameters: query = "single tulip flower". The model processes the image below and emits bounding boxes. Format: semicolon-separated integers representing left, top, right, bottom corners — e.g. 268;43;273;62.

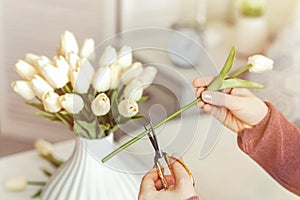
80;38;95;61
42;91;62;113
248;55;274;73
70;67;90;94
91;93;111;116
118;45;132;69
59;93;84;114
4;176;28;192
41;64;69;89
121;62;143;85
92;66;111;92
124;79;143;101
30;75;54;99
14;60;37;81
34;139;53;157
58;30;79;56
98;45;117;68
11;80;35;100
79;59;95;83
138;66;157;89
118;99;139;118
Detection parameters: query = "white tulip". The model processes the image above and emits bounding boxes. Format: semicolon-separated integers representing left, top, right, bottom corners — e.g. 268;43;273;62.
34;139;53;157
138;66;157;89
80;38;95;61
58;30;79;56
98;45;117;68
14;60;37;81
42;91;61;113
70;67;90;94
118;99;139;118
118;45;132;69
66;52;79;68
24;53;40;66
121;62;143;85
92;66;111;92
60;93;84;114
11;80;35;100
30;75;54;99
53;56;70;77
41;64;69;89
91;93;110;116
80;59;95;83
124;79;143;101
110;62;122;89
248;55;274;73
4;176;27;192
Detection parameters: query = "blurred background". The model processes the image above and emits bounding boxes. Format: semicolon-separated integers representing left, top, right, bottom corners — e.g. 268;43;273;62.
0;0;299;156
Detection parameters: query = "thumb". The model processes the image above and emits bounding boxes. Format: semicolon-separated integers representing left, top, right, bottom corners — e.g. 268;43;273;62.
169;157;193;188
201;91;240;110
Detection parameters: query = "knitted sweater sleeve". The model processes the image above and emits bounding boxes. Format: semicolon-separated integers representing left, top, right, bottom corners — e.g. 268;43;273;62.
237;102;300;196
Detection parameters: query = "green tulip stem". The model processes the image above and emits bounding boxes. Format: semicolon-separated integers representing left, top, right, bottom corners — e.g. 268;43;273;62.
101;97;202;163
27;181;46;186
229;63;252;78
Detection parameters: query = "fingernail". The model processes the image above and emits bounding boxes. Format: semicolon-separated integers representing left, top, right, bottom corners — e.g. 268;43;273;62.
202;92;212;102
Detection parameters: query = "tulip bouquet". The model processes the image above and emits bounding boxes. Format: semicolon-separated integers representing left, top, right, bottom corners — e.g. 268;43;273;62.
102;46;274;162
11;31;157;139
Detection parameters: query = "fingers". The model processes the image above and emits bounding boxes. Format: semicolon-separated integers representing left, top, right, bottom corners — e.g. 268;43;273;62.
154;175;175;190
192;76;215;88
169;157;193;188
140;168;159;192
201;90;243;110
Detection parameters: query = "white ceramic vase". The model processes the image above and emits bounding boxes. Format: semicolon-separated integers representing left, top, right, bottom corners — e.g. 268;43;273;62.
234;15;269;56
40;135;141;200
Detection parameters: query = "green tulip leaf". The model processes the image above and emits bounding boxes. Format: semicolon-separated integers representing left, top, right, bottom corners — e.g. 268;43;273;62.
220;78;264;89
207;46;236;91
36;112;59;122
26;102;45;111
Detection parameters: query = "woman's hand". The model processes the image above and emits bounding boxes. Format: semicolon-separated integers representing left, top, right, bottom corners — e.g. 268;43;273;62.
193;77;268;133
138;158;197;200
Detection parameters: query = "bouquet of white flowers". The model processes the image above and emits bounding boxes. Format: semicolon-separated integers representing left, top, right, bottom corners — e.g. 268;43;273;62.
11;31;157;139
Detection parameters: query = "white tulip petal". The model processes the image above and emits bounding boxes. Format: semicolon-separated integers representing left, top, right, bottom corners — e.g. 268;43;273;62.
4;176;27;192
24;53;40;66
80;59;95;83
14;60;37;81
66;52;79;68
92;66;111;92
139;66;157;89
60;93;84;114
118;99;138;118
98;46;117;68
11;81;35;100
80;38;95;61
70;67;91;94
248;55;274;73
110;62;122;89
118;46;132;69
41;64;69;89
35;139;53;157
58;31;79;56
121;62;143;85
35;56;51;72
91;93;111;116
124;79;143;101
54;56;70;77
30;75;54;99
42;91;61;113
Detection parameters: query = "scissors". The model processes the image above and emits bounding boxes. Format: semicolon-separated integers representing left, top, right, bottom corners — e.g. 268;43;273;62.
144;122;195;189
